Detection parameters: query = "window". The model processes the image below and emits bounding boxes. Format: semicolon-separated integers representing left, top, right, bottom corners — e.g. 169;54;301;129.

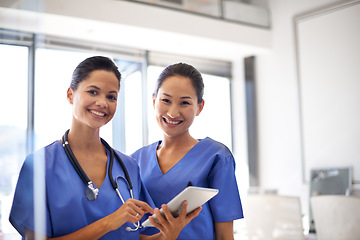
33;48;94;149
116;61;145;154
0;44;28;239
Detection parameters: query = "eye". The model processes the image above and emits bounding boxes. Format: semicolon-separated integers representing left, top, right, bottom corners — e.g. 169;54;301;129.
161;98;170;103
107;95;117;101
181;101;190;105
87;90;97;95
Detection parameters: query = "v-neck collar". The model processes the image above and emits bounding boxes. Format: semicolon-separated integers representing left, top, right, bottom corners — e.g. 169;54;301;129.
96;148;111;190
153;138;206;175
58;140;111;190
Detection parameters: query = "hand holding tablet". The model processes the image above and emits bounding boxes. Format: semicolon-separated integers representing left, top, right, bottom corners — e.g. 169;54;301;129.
142;186;219;227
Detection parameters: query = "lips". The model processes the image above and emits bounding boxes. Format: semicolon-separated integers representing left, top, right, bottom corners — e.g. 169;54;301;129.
89;109;106;117
163;116;182;125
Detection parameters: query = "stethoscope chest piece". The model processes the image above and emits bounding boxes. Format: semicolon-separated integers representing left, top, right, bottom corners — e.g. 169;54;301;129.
62;129;141;231
85;181;99;201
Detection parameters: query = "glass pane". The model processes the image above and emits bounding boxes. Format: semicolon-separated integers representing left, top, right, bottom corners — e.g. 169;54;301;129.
124;71;143;154
147;66;164;144
130;0;270;27
223;0;270;27
33;49;113;149
0;44;28;239
192;74;232;150
147;65;232;149
134;0;221;17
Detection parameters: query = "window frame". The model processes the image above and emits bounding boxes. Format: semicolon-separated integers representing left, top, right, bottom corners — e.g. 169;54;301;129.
1;30;233;154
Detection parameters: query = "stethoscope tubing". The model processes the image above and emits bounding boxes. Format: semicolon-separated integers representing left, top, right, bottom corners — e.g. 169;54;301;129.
62;129;133;192
62;131;89;184
62;129;142;231
101;138;133;191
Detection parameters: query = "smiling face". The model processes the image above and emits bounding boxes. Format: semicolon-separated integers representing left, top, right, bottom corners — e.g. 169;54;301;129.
67;70;119;130
153;75;204;139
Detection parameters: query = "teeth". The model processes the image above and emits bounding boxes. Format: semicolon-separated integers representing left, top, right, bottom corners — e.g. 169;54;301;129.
164;117;180;125
90;110;105;117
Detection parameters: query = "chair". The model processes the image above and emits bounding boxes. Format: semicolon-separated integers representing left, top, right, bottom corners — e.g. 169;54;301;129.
243;194;304;240
311;195;360;240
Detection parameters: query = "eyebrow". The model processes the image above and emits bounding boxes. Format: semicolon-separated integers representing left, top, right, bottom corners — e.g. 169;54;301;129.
88;85;118;94
87;85;100;90
162;93;192;99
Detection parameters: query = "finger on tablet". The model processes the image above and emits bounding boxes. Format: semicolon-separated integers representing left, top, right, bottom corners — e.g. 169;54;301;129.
161;203;175;222
178;200;188;218
187;206;202;220
149;208;167;231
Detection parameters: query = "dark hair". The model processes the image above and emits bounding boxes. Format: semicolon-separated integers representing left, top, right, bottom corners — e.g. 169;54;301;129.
153;62;204;104
70;56;121;90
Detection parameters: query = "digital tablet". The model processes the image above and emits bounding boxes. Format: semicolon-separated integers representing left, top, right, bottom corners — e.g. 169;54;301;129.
142;186;219;227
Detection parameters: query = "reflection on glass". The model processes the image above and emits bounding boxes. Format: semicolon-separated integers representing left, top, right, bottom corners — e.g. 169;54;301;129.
223;0;270;27
147;66;163;144
130;0;270;27
133;0;221;17
0;44;28;239
124;71;143;154
192;74;232;150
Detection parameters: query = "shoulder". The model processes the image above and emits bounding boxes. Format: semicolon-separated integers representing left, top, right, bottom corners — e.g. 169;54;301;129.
14;141;60;192
130;141;160;160
22;141;61;168
197;137;236;171
113;149;139;168
200;137;233;158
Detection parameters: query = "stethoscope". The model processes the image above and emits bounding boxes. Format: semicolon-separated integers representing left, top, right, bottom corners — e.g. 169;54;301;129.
61;129;143;231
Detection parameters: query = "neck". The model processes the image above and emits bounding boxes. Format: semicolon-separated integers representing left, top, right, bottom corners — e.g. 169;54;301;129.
161;131;198;150
66;124;103;152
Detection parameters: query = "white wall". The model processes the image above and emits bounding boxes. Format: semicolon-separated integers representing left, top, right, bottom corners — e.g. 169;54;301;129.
296;1;360;183
255;0;342;219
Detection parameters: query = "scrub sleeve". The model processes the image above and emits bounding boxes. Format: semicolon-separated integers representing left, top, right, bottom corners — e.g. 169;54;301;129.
9;141;157;239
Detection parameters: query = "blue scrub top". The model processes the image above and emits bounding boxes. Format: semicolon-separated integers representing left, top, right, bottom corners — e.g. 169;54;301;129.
131;137;244;240
9;140;156;239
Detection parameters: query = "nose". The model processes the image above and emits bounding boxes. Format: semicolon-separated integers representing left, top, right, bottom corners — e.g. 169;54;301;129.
167;105;180;118
95;96;108;108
